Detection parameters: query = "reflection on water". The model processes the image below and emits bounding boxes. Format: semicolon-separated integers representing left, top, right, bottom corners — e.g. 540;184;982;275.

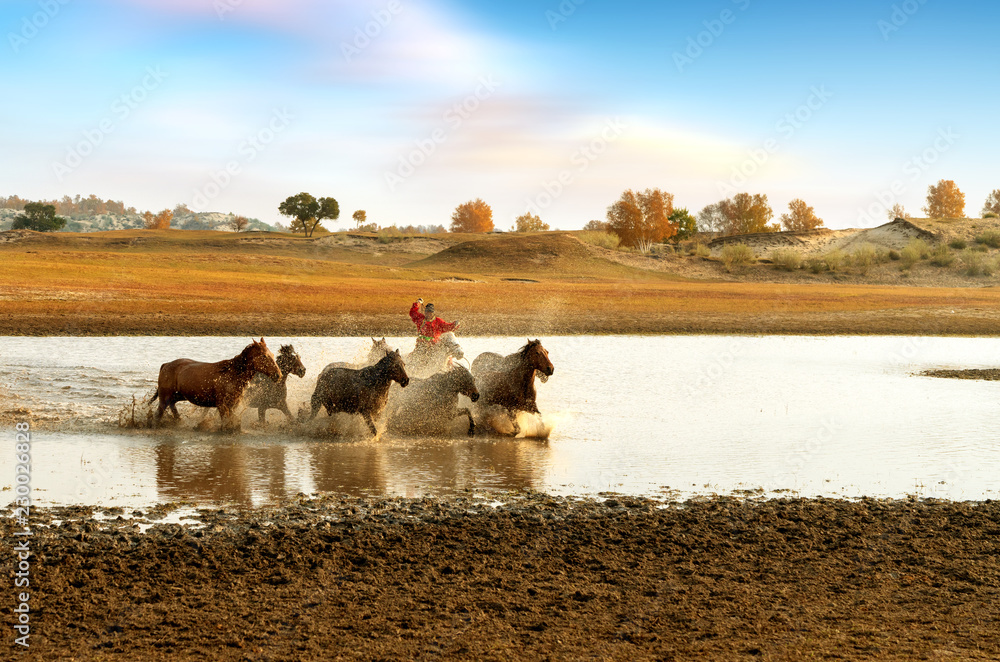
3;335;1000;507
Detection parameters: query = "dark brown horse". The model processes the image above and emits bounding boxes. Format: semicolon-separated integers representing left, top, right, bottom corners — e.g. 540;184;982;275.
150;338;282;431
387;364;480;436
308;350;409;436
471;339;554;435
244;344;306;423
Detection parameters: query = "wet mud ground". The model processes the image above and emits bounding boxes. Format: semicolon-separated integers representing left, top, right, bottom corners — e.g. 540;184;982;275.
3;493;1000;661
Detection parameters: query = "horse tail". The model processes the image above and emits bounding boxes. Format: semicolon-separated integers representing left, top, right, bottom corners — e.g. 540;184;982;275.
147;388;159;404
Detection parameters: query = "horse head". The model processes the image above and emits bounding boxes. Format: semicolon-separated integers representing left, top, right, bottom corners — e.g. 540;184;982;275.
450;364;479;402
523;339;554;378
367;337;391;364
279;344;307;379
385;349;409;387
250;338;283;382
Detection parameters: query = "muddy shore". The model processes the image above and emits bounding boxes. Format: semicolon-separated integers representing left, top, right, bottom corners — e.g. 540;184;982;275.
3;493;1000;660
4;307;1000;337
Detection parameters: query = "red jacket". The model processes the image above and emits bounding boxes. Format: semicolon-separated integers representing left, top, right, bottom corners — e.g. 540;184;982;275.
410;302;458;343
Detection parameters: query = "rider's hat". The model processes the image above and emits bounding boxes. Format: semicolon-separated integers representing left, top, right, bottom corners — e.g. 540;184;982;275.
424;303;435;317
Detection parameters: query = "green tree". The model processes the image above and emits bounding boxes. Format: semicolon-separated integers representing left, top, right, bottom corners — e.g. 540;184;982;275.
514;212;549;232
668;208;697;241
11;202;67;232
279;193;340;237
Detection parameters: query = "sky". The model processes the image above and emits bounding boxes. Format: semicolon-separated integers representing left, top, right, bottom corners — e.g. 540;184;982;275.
1;0;998;231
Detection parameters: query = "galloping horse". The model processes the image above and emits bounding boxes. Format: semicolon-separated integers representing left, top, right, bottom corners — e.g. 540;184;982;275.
308;350;409;436
388;364;480;436
244;344;307;423
151;338;282;431
404;332;465;379
471;339;554;436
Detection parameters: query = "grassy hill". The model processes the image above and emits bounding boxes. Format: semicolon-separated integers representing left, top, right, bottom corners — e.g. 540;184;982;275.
408;232;677;280
5;226;1000;336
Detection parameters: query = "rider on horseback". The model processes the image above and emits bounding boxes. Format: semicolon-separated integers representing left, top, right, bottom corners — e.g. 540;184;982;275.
409;298;459;350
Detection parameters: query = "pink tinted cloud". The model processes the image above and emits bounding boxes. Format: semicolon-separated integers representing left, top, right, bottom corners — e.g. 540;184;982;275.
110;0;369;28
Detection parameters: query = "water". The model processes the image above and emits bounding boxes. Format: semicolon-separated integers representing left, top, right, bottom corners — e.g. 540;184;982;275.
3;335;1000;508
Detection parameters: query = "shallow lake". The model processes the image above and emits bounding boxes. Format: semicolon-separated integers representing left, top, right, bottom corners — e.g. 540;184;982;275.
2;335;1000;507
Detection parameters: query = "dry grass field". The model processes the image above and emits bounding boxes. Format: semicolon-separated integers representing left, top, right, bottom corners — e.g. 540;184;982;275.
3;227;1000;336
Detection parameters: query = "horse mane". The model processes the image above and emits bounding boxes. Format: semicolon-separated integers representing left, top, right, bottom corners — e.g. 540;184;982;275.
221;342;257;375
518;339;541;356
360;350;400;385
279;344;294;356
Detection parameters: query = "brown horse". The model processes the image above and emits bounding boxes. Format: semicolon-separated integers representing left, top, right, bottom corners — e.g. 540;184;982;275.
308;349;409;436
244;344;307;423
471;339;554;435
150;338;282;431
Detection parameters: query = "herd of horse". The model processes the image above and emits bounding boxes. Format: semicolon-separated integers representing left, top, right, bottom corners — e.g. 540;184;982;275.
149;335;555;437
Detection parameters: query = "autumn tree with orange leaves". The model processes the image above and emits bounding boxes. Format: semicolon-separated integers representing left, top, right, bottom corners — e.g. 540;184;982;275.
606;188;676;253
142;209;172;230
923;179;965;218
152;209;172;229
450;198;494;233
780;199;825;231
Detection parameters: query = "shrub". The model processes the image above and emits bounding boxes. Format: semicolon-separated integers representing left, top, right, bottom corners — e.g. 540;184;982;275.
821;249;844;272
962;250;995;276
906;238;931;259
899;246;921;270
771;249;802;271
985;212;999;219
973;243;990;252
807;257;827;274
578;230;620;250
849;243;878;274
949;238;967;250
691;243;711;258
376;226;403;243
929;244;955;267
975;230;1000;248
720;243;755;271
888;249;901;261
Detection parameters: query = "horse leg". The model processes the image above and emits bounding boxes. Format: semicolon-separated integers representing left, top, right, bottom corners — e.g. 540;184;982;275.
257;406;267;424
278;401;294;424
509;410;521;437
362;412;378;437
154;393;167;427
219;405;240;432
456;407;475;437
308;392;324;421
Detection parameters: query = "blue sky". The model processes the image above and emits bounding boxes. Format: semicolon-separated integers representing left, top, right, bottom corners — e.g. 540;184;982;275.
2;0;997;230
